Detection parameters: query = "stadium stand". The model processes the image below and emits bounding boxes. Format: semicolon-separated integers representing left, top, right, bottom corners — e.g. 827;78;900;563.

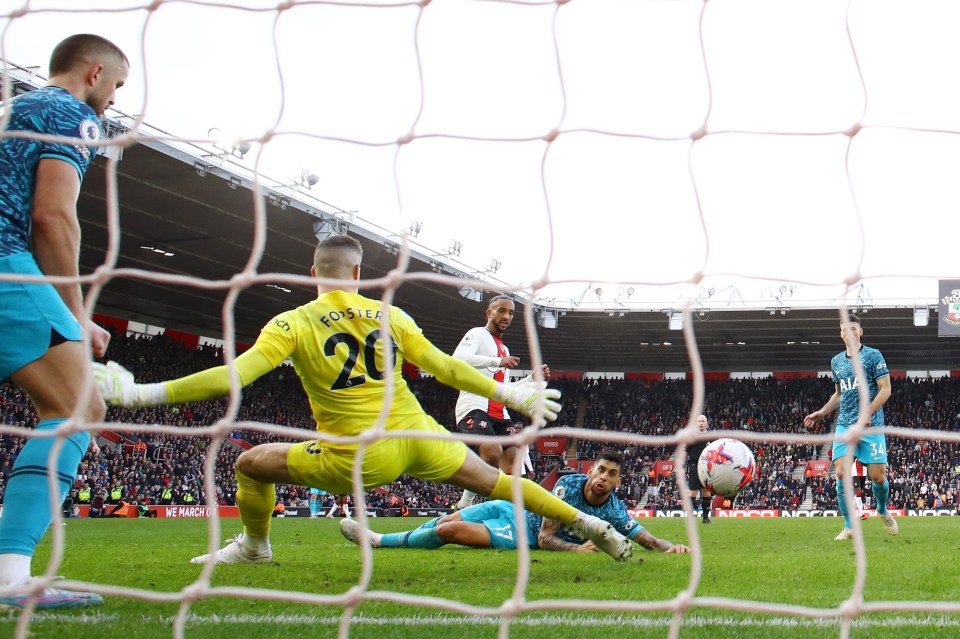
1;331;958;513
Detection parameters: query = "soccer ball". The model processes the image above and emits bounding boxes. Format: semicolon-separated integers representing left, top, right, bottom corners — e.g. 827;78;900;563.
697;438;757;498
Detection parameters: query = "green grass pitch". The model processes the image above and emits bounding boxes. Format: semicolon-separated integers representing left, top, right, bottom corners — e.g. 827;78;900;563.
2;516;958;638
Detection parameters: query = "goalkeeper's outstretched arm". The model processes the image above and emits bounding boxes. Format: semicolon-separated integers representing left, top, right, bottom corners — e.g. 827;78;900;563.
93;347;277;407
409;340;561;422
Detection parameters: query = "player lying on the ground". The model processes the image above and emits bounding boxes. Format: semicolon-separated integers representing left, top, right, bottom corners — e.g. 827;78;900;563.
93;236;634;564
341;450;688;555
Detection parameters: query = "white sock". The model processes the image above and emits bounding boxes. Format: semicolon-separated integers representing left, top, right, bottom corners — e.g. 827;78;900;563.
458;490;475;508
570;512;591;533
240;533;269;552
342;504;351;518
0;554;31;587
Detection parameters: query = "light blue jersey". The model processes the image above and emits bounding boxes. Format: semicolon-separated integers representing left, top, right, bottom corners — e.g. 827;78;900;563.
456;474;645;550
526;474;643;547
831;344;890;464
0;86;100;257
0;86;96;379
831;345;889;428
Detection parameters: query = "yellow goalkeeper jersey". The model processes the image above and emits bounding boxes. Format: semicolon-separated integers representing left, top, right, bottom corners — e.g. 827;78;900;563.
254;290;480;441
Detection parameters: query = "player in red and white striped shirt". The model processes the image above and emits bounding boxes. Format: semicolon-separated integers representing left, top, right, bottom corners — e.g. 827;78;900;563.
852;458;870;519
452;296;546;510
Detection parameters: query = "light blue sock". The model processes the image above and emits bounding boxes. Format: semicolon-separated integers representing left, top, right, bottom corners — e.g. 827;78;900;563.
0;419;89;556
873;478;890;515
309;498;320;517
380;527;443;549
836;478;852;529
377;516;439;547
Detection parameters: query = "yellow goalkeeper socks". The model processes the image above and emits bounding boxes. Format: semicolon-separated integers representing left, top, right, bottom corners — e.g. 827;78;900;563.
488;472;578;526
236;469;275;539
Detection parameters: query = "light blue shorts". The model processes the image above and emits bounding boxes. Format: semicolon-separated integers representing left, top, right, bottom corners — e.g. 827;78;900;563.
459;500;533;550
0;252;82;380
833;425;888;465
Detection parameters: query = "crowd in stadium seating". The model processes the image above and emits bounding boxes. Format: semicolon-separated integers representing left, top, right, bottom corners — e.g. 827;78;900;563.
1;332;959;515
575;376;960;512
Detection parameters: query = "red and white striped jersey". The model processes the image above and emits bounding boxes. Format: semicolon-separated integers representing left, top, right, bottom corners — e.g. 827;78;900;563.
453;326;512;422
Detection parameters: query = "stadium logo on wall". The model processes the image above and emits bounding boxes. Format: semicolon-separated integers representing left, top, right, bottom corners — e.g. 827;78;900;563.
944;288;960;325
950;303;960;324
938;282;960;336
948;304;960;325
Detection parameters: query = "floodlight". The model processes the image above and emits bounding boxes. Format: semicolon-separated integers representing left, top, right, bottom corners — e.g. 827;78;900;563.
668;310;683;330
536;308;559;329
458;286;483;303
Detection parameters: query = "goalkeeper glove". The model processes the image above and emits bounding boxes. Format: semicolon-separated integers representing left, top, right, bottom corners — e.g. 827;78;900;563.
92;361;167;408
492;378;561;422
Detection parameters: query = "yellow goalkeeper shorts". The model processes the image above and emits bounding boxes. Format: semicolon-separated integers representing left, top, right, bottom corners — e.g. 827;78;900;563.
285;416;468;494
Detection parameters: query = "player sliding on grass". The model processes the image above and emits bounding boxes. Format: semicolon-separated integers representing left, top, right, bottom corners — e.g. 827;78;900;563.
341;449;688;555
93;236;633;563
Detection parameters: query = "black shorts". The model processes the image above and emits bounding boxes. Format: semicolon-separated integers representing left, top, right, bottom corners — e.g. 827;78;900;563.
455;409;516;440
687;465;705;491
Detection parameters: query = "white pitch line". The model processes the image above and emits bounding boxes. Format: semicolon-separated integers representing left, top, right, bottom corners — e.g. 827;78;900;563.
6;613;960;629
0;612;119;624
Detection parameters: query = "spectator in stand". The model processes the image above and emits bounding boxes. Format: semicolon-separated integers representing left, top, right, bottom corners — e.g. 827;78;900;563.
88;491;106;518
5;331;960;519
61;490;78;519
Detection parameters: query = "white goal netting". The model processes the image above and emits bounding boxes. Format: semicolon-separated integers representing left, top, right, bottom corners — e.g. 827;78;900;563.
2;1;960;639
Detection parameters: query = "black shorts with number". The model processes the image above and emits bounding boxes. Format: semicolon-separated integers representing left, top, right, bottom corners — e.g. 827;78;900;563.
455;409;516;440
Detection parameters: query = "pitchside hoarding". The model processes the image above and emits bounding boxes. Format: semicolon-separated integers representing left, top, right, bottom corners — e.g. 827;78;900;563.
939;280;960;336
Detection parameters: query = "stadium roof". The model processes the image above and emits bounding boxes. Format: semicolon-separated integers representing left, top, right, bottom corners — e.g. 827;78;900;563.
73;134;960;375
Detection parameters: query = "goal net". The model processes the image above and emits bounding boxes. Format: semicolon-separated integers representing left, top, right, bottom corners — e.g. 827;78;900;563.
2;1;960;638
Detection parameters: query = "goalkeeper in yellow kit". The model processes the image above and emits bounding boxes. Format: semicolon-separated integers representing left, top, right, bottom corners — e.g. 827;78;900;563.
93;236;632;563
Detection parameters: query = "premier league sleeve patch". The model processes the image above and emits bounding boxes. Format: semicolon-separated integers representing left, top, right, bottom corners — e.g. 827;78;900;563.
79;119;101;144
